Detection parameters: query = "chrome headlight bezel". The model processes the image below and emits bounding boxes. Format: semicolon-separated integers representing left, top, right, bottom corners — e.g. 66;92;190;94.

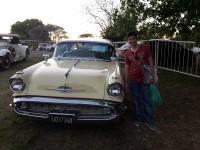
10;78;25;93
107;82;123;98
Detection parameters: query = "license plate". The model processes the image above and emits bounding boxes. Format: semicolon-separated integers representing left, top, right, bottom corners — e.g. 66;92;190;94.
50;115;74;124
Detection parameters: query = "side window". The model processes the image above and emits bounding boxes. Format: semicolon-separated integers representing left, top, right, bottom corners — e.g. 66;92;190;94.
92;45;106;52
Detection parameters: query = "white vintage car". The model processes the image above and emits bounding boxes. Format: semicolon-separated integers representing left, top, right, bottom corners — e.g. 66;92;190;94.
9;38;126;123
0;33;29;69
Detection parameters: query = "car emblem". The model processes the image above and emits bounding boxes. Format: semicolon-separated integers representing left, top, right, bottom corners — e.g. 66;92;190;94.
57;85;72;93
47;84;85;93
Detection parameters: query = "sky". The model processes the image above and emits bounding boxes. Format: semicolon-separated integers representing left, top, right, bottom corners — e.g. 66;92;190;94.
0;0;116;38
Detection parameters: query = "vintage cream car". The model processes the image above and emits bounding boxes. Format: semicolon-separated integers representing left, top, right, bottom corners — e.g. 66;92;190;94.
9;38;126;123
0;33;29;69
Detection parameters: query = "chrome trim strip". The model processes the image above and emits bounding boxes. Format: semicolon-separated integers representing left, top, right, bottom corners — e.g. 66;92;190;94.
13;97;116;106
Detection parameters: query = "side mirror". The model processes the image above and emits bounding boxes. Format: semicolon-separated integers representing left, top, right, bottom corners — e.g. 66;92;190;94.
110;56;118;62
43;54;49;61
115;52;119;58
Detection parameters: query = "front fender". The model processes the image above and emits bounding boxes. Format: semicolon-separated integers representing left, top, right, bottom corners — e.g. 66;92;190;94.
104;60;124;102
0;49;11;56
10;61;45;97
0;49;15;62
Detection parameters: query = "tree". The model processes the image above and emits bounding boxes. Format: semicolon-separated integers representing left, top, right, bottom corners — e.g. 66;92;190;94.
11;19;44;39
84;0;200;43
46;24;69;42
28;26;49;42
107;0;143;41
84;0;121;40
84;0;147;41
79;33;94;38
138;0;200;43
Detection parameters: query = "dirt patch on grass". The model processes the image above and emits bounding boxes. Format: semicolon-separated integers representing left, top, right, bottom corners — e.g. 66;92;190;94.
0;54;200;150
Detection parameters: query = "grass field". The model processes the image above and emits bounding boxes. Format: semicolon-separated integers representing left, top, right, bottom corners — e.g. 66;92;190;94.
0;52;200;150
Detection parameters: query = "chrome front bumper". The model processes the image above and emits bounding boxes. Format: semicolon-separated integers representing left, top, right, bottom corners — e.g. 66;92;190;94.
10;97;126;123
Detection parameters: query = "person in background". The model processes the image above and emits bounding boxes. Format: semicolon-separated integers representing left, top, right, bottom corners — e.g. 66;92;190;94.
124;31;157;130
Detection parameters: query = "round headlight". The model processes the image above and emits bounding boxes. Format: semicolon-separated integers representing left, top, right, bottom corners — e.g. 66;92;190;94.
10;78;25;92
107;82;123;98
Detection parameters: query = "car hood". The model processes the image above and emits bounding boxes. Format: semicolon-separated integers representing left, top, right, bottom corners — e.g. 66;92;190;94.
24;58;115;100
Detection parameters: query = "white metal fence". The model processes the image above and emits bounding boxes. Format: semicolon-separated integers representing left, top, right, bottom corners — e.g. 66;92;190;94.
20;40;43;50
114;40;200;78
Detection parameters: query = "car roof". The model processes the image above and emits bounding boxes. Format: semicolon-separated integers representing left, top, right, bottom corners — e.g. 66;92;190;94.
120;43;131;50
57;38;114;46
0;33;19;37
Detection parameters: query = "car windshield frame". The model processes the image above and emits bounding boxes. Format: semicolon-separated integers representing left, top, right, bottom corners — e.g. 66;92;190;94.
53;42;115;61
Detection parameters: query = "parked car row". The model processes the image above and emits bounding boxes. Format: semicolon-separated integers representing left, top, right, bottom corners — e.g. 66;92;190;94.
37;43;55;51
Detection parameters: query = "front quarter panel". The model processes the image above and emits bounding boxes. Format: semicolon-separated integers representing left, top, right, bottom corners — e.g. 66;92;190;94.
0;49;11;56
10;61;45;96
104;60;124;102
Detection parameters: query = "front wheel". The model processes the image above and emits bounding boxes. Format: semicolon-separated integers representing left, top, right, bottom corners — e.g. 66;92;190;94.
0;55;11;70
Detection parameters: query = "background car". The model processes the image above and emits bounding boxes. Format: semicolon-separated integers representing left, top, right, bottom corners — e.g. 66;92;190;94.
116;41;143;61
9;38;126;124
0;33;29;70
116;43;130;56
37;43;49;51
47;44;55;52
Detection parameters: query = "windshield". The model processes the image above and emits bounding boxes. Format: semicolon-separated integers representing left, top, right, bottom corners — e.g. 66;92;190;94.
54;42;114;60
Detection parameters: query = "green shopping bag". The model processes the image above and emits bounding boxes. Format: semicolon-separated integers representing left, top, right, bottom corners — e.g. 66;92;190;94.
150;84;163;106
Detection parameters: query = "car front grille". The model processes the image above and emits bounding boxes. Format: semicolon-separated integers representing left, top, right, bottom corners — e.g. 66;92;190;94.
19;102;111;115
10;97;126;121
